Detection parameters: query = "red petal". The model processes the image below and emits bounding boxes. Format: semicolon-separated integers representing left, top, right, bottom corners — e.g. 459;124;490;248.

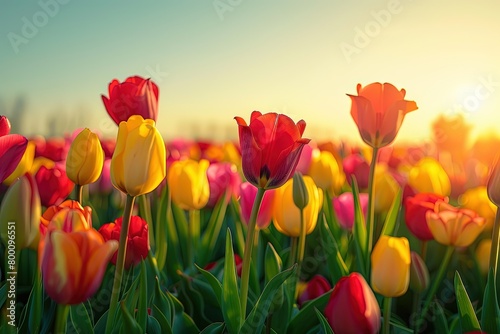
0;134;28;183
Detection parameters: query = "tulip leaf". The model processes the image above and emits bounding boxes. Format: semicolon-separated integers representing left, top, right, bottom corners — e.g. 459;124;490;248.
319;216;348;285
137;261;148;333
287;290;331;334
171;202;190;269
195;264;223;306
151;305;173;334
221;228;242;333
481;269;500;333
27;272;42;334
146;316;162;334
0;283;6;308
155;185;170;272
177;270;216;326
199;194;228;266
165;291;200;334
69;303;93;334
200;322;226;334
265;243;282;283
351;177;367;277
119;301;143;334
240;264;296;334
454;271;481;332
430;299;449;334
165;196;182;281
153;277;174;325
314;308;334;334
380;188;402;237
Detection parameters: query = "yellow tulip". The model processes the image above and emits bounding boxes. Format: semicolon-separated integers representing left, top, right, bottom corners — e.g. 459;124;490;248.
4;141;35;185
459;186;496;231
167;159;210;210
308;149;344;196
475;239;491;276
373;164;399;213
371;235;411;297
408;157;451;196
111;115;166;197
272;175;323;237
66;128;104;185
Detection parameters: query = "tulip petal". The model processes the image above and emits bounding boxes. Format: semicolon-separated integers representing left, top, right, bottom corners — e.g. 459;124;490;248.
0;134;28;183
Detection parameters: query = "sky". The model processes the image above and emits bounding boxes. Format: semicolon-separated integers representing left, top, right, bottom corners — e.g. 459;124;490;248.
1;0;500;146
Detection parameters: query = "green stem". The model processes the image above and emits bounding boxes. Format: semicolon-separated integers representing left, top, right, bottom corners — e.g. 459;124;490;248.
55;304;69;334
295;208;307;299
105;194;136;334
383;297;392;334
240;187;266;319
288;237;298;269
489;210;500;279
76;184;83;204
365;147;379;276
416;246;454;332
188;209;200;267
421;240;428;262
139;195;155;251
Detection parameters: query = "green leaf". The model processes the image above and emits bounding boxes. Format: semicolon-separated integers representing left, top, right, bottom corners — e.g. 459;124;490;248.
137;261;148;332
153;277;174;324
195;264;223;306
287;290;331;334
431;299;449;334
221;228;242;333
119;301;143;334
199;194;229;266
318;216;348;284
155;185;170;272
265;243;282;283
151;305;173;334
314;308;334;334
70;304;94;334
240;265;296;334
0;283;6;308
146;316;162;334
351;177;367;277
28;272;43;334
200;322;226;334
454;271;481;332
481;269;500;333
380;188;402;237
171;201;190;269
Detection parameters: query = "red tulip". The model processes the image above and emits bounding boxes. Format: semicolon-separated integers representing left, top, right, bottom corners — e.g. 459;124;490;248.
0;115;11;136
239;182;276;229
99;216;150;269
35;164;74;207
297;275;331;307
40;137;68;162
324;272;381;334
206;162;241;208
0;134;28;183
234;111;310;189
343;154;370;189
404;193;446;240
100;138;116;158
348;82;418;148
102;76;159;125
333;192;369;230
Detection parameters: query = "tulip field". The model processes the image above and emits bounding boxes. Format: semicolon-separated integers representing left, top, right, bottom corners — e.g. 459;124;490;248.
2;77;500;334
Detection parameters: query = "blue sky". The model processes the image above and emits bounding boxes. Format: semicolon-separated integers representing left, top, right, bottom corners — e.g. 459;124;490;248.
1;0;500;145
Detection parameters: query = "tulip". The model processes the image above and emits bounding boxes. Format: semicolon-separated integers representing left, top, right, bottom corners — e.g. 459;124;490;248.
206;162;241;208
333;192;369;230
35;164;74;207
239;182;276;229
41;228;118;305
459;186;496;231
100;138;116;158
3;141;35;185
409;251;430;292
343;153;370;189
66;128;104;186
348;82;418;148
111;115;166;197
102;76;159;125
0;174;40;250
371;235;411;297
89;159;113;194
167;159;210;210
38;137;68;162
0;134;28;183
297;275;331;307
408;158;451;196
39;200;92;236
324;272;381;334
234;111;310;189
404;193;446;241
426;203;486;247
272;176;322;237
295;143;314;174
308;149;344;195
475;239;491;276
373;165;399;214
30;156;55;175
0;115;10;136
99;216;150;269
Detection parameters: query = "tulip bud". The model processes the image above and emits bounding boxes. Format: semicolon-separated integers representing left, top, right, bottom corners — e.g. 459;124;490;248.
409;251;429;292
0;115;11;136
373;165;400;213
167;159;210;210
408;157;451;196
239;182;276;229
293;172;309;210
371;235;411;297
308;150;344;195
206;162;241;208
0;175;41;250
459;186;497;231
298;275;331;307
35;164;74;207
66;128;104;186
343;154;370;189
487;158;500;207
333;192;368;230
324;272;381;334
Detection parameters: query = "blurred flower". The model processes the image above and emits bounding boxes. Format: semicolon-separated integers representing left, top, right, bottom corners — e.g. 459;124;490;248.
89;159;113;194
459;186;496;230
0;115;10;136
102;75;159;125
167;159;210;210
373;164;399;213
308;149;344;195
487;158;500;207
297;275;331;307
0;134;28;183
3;140;35;185
342;153;370;189
272;176;322;237
30;156;55;175
111;115;166;197
221;141;241;166
99;216;150;269
204;254;243;277
234;111;310;189
333;192;368;230
100;138;116;158
239;182;276;229
426;202;486;247
295;143;314;174
37;137;68;162
408;157;451;196
404;193;446;241
475;239;491;276
371;235;411;297
348;82;418;148
35;164;74;207
66;128;104;186
324;272;381;334
409;251;429;292
431;113;471;159
206;162;241;208
0;175;40;250
41;228;118;305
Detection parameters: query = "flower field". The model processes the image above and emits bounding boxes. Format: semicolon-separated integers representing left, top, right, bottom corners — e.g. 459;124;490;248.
1;76;500;334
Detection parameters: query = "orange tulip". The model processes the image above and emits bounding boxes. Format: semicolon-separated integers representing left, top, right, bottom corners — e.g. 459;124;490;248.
348;82;418;148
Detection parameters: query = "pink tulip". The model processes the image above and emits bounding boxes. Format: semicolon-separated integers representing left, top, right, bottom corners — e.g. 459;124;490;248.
295;143;314;174
0;115;11;137
333;192;369;230
343;154;370;189
239;182;275;229
206;162;241;208
298;275;331;307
